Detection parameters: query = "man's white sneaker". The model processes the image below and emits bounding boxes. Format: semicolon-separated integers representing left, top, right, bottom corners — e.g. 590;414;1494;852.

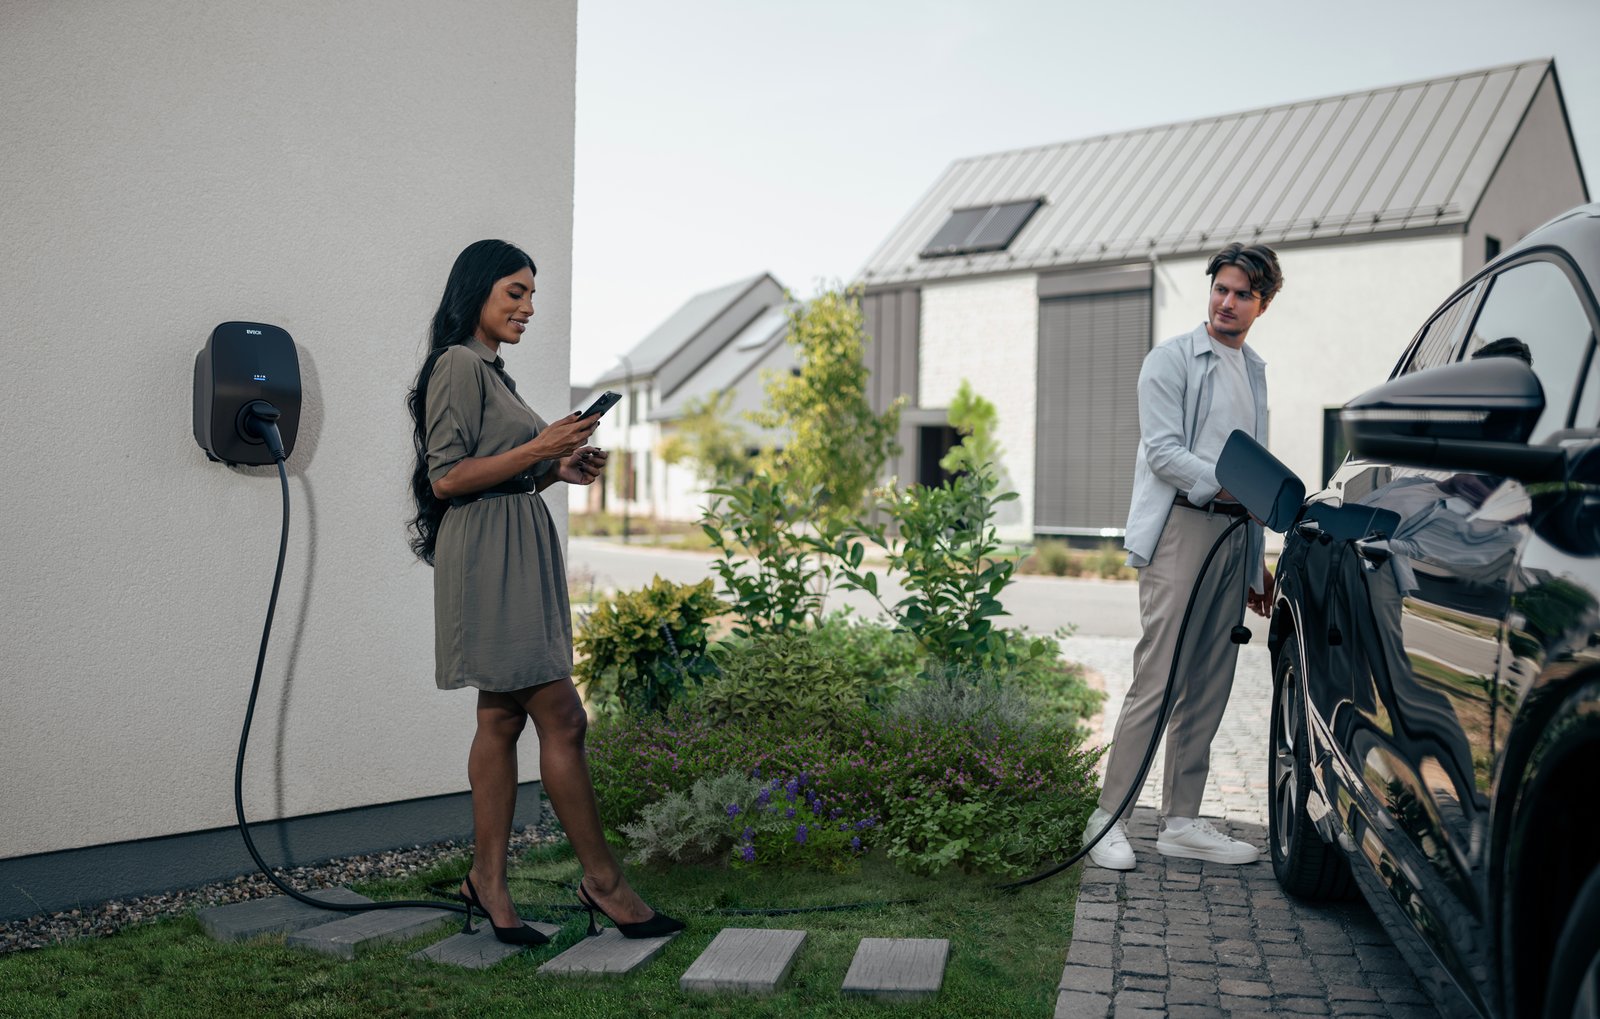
1083;808;1136;870
1156;817;1260;864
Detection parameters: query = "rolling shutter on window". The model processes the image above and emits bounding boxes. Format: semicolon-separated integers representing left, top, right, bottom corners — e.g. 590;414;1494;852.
1035;291;1149;533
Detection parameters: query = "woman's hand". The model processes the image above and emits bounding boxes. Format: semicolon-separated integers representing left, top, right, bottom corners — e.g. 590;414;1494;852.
532;412;601;460
557;446;607;486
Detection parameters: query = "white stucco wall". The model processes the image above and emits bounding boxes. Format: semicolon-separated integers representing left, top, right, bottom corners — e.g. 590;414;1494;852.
0;1;578;859
919;274;1039;537
1153;234;1465;496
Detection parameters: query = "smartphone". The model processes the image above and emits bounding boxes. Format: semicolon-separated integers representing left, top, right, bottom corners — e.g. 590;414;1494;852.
577;390;621;419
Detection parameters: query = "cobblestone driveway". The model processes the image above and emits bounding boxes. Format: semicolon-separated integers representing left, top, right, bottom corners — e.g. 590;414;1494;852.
1056;637;1442;1018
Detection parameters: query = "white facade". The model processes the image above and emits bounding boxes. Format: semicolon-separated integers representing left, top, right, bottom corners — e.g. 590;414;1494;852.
919;274;1039;535
908;234;1467;541
0;1;578;859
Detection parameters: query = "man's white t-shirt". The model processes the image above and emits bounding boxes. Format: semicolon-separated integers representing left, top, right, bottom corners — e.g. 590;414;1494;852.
1190;338;1256;481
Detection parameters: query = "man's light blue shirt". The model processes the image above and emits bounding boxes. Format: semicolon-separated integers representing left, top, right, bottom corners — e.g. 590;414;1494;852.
1123;321;1268;592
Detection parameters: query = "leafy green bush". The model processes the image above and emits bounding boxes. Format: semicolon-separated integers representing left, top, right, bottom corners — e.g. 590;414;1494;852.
702;475;828;637
828;463;1020;676
882;783;1090;876
620;771;766;867
574;577;726;715
1025;539;1073;576
587;706;1101;875
733;773;872;871
807;612;924;695
700;630;866;727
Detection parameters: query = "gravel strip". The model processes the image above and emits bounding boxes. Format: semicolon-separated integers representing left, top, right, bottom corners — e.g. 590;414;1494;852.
0;822;564;956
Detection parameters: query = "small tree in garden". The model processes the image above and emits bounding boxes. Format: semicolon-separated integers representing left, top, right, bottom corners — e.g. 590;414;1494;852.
702;474;827;636
826;381;1043;678
750;286;903;530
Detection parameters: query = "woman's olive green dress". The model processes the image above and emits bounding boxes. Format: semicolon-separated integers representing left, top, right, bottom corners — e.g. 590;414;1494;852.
425;339;571;692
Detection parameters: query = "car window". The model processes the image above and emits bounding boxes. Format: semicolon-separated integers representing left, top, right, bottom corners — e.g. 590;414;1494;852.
1463;259;1597;441
1398;287;1477;376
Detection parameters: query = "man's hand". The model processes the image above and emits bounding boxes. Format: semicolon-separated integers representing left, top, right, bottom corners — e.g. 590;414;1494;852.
557;446;606;486
1247;568;1275;617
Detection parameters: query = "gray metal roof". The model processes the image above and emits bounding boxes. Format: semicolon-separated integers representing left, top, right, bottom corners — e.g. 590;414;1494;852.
651;304;793;421
590;272;773;386
860;59;1559;287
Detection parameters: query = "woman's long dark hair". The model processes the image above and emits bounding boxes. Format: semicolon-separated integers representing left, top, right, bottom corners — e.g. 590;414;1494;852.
406;239;537;565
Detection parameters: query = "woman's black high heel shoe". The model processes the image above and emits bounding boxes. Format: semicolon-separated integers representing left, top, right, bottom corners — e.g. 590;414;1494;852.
459;873;551;946
576;880;685;939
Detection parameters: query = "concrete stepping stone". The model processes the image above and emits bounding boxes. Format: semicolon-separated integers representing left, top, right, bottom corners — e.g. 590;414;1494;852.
538;928;679;977
841;937;950;1001
197;887;373;942
679;928;807;995
412;921;563;969
285;904;456;959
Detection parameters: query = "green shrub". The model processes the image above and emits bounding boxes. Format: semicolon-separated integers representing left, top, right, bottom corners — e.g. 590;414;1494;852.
702;475;829;637
574;577;726;715
828;460;1020;676
587;706;1101;875
884;663;1033;739
807;612;923;695
1088;540;1133;580
620;771;766;867
700;630;866;727
1027;540;1073;576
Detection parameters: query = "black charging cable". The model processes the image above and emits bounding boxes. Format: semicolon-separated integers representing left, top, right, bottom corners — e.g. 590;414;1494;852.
995;513;1253;891
232;405;480;927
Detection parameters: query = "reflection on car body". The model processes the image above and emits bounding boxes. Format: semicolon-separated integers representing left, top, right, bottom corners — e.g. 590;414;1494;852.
1268;203;1600;1019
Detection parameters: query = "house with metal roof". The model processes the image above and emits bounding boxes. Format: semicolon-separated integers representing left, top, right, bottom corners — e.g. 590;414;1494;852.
857;58;1588;541
573;272;793;523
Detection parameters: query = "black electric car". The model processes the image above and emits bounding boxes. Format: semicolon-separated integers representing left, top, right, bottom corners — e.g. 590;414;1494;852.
1267;203;1600;1019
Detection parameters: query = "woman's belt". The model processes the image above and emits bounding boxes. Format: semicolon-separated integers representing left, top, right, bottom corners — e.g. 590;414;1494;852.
1173;493;1249;517
449;477;538;508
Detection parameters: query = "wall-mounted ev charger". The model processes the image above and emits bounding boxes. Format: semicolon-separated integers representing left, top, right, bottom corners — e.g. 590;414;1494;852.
193;321;302;465
192;323;483;929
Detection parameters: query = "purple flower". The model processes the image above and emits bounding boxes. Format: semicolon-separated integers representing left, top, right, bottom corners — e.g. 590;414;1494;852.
726;803;741;818
784;778;799;802
795;824;809;845
850;836;862;852
742;826;754;841
740;844;755;863
785;807;796;819
756;788;771;807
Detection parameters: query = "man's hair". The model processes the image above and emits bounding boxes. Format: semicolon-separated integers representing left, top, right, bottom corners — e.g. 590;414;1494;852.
1206;243;1284;305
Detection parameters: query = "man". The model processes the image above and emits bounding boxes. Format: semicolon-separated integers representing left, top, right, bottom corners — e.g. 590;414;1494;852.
1083;243;1283;870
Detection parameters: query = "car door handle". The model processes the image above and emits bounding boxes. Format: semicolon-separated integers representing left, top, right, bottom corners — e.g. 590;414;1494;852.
1354;538;1392;566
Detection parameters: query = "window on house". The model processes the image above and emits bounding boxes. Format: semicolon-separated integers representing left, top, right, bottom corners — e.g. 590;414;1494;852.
919;199;1043;258
1485;235;1502;264
917;425;961;487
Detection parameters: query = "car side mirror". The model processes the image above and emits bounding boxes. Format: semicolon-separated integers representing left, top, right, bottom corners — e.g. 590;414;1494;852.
1341;358;1565;482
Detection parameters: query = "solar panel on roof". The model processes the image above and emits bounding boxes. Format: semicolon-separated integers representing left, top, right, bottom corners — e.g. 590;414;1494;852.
920;199;1043;258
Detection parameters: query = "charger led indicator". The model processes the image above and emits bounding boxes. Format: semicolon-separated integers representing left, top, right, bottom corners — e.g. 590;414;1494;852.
252;374;268;382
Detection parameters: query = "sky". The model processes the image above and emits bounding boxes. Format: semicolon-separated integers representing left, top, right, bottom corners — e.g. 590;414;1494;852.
569;0;1600;386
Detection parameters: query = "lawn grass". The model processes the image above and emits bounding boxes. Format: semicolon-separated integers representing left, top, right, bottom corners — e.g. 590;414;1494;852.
0;839;1083;1018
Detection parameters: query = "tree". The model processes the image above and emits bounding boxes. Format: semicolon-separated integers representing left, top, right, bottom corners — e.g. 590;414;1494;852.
751;286;903;529
657;389;753;487
939;380;1004;480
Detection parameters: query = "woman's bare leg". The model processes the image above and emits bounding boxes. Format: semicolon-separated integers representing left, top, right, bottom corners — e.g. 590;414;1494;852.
463;691;528;928
517;678;653;923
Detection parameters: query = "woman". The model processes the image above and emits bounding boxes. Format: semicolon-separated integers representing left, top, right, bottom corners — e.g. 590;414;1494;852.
406;239;683;943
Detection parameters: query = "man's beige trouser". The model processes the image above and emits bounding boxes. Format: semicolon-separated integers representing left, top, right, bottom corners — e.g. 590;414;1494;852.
1098;503;1249;819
